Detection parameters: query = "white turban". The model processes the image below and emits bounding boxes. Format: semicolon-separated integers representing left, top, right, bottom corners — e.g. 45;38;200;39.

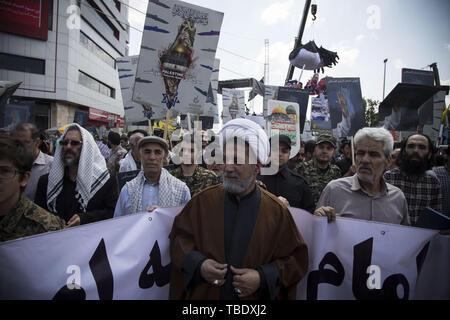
220;118;270;165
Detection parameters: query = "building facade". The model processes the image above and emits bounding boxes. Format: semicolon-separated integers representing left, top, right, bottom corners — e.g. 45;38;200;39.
0;0;129;134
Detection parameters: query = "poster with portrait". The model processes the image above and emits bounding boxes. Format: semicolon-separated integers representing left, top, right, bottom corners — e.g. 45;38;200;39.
0;102;34;132
132;0;223;116
326;78;365;138
277;87;309;134
267;99;301;158
310;95;331;134
379;83;441;131
118;56;167;122
222;88;245;124
402;68;435;126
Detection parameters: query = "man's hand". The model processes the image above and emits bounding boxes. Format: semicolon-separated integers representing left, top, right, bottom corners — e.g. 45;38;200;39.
230;266;260;298
200;259;227;286
146;205;158;212
314;206;340;223
66;214;81;228
337;92;349;118
278;196;290;207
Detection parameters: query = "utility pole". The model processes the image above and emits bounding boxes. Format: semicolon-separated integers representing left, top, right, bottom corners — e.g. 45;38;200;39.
285;0;312;84
383;58;388;100
264;39;270;85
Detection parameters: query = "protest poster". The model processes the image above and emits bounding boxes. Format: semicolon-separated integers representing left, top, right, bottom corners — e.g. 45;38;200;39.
379;83;441;131
267;99;301;158
326;78;365;138
263;85;278;117
202;59;220;118
222;88;246;124
132;0;223;116
118;55;167;122
402;68;435;126
1;207;447;300
1;101;34;132
310;95;332;134
277;87;309;134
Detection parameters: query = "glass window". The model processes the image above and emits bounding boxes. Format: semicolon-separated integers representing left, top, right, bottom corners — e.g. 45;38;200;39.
80;31;115;69
0;53;45;74
78;70;115;98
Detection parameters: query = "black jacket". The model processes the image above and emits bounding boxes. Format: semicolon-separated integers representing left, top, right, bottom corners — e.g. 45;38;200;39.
35;172;118;224
258;166;315;213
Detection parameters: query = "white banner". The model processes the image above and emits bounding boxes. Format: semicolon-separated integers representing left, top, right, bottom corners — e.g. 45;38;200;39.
0;207;447;300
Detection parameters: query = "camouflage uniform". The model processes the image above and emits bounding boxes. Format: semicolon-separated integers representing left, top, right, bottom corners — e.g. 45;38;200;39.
295;158;342;206
170;165;221;197
0;193;64;242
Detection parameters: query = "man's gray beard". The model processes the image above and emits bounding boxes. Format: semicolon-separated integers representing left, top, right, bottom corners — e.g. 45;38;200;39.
223;172;255;194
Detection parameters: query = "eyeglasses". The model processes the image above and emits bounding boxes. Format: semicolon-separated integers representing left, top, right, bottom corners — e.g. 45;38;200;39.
0;166;23;179
60;140;82;146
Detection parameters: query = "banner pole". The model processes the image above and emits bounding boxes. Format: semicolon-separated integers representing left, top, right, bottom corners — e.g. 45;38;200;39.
350;136;355;165
163;109;171;141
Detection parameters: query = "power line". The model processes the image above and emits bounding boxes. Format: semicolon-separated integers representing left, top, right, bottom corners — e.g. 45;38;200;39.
217;47;264;65
220;66;250;78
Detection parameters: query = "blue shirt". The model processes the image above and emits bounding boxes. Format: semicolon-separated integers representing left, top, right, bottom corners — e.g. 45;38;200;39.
114;176;191;217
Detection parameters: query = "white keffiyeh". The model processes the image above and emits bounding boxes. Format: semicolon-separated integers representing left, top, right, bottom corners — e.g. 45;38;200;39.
47;123;110;214
220;118;270;164
126;168;187;214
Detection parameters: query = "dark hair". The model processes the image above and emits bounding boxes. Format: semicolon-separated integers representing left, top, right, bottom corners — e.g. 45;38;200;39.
108;131;121;146
120;134;128;142
13;123;40;140
0;136;34;183
305;139;316;154
397;133;435;170
128;129;148;138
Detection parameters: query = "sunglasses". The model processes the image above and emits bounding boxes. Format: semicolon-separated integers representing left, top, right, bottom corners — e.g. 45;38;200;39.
60;140;82;146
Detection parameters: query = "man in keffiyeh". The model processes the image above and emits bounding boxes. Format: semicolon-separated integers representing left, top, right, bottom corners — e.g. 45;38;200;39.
35;124;118;227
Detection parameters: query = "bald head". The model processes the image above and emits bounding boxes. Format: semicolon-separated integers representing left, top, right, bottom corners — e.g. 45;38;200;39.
130;132;144;160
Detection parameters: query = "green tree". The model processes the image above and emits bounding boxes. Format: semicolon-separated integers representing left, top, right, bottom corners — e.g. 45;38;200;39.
362;97;380;127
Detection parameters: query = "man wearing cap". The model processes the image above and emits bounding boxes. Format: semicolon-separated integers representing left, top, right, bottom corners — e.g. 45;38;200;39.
258;135;314;213
106;131;127;175
114;136;191;217
295;134;342;206
169;118;308;300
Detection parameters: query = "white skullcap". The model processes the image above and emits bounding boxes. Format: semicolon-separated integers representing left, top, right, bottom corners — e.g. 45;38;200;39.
220;118;270;164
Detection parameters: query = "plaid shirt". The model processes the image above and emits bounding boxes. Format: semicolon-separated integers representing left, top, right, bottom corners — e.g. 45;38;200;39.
433;164;450;218
384;167;443;226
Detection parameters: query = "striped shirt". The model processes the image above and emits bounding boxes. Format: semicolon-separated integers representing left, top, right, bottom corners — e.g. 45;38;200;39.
384;168;443;226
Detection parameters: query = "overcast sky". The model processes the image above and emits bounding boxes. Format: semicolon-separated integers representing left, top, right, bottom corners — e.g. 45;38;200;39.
127;0;450;116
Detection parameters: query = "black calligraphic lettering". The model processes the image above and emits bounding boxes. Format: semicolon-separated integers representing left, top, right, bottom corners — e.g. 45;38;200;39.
306;252;345;300
139;241;172;288
52;286;86;300
89;238;114;300
352;237;409;300
53;238;113;300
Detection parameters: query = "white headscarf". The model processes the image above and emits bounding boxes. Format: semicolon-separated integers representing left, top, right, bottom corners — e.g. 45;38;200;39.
47;123;110;213
220;118;270;165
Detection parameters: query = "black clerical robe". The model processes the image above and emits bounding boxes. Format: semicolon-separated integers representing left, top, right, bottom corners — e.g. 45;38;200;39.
169;184;308;300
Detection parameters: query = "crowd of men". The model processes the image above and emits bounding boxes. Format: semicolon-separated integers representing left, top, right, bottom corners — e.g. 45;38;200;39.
0;119;449;300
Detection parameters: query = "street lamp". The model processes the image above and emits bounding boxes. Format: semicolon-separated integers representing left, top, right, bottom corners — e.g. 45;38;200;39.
383;58;388;100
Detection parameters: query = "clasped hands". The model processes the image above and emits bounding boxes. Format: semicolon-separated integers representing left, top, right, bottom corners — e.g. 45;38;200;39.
200;259;260;298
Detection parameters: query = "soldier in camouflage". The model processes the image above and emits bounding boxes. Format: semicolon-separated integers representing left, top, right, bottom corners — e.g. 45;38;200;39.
0;136;63;242
295;134;342;206
170;134;221;196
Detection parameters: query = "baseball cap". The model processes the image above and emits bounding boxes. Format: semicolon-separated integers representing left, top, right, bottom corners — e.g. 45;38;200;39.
316;134;336;148
138;135;169;153
270;134;292;149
